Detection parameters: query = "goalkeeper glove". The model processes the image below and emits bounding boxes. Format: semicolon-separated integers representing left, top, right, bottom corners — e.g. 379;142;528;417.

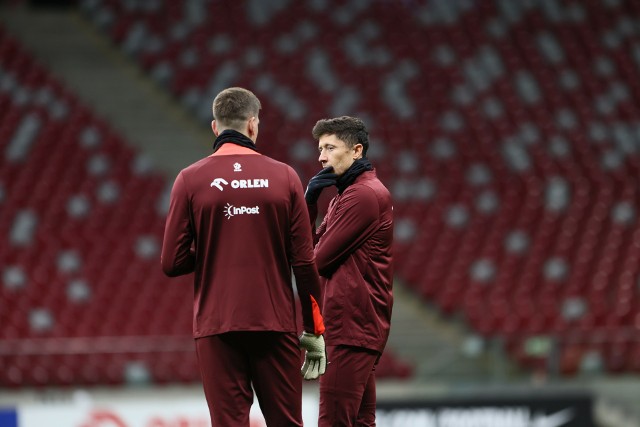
304;167;338;204
299;332;327;380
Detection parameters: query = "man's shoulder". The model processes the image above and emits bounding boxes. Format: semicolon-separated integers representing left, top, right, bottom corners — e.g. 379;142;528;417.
258;154;294;170
264;156;303;185
352;172;390;198
178;156;210;177
342;180;384;207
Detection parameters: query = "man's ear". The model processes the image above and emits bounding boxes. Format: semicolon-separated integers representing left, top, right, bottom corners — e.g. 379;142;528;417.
247;117;258;142
353;143;364;159
247;117;257;139
211;120;219;136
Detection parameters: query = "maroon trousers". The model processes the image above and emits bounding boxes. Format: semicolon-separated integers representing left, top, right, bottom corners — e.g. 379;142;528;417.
318;345;380;427
195;331;303;427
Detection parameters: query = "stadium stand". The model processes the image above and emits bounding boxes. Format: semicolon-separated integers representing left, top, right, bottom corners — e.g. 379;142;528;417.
0;26;193;386
2;0;640;388
76;0;640;378
0;21;411;387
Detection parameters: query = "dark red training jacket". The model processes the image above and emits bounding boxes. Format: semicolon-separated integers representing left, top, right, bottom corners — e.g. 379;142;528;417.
310;169;393;352
162;144;324;338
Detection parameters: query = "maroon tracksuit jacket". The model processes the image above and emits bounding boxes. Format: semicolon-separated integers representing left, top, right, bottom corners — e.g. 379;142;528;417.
161;144;324;337
310;169;393;352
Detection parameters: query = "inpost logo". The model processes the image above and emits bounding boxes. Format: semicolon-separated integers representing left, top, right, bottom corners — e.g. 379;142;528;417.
224;203;260;220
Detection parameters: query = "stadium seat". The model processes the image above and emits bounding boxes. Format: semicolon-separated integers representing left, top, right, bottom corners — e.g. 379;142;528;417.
4;0;640;385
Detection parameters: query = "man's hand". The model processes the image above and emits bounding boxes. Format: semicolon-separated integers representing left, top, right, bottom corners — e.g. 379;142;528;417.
304;167;337;204
299;332;327;380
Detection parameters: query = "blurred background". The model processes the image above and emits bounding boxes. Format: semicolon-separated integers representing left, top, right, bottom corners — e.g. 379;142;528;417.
0;0;639;426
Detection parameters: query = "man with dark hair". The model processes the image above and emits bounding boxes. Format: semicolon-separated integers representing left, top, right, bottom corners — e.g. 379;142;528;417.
162;87;327;427
305;116;394;427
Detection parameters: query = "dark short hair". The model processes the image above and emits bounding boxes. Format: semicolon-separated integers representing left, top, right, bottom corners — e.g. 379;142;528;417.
212;87;261;130
312;116;369;156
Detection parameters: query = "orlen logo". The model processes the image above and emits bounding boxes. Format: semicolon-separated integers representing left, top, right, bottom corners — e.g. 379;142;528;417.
210;178;228;191
211;178;269;191
224;203;260;219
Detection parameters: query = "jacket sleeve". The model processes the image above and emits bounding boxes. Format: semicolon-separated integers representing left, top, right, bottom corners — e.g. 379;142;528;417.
289;169;325;335
161;172;196;277
314;186;379;277
307;200;330;246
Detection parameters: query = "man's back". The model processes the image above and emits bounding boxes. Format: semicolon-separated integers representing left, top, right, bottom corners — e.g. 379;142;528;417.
162;87;326;427
162;145;315;338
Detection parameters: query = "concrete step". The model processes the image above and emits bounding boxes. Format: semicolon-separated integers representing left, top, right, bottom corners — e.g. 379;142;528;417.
388;283;518;383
